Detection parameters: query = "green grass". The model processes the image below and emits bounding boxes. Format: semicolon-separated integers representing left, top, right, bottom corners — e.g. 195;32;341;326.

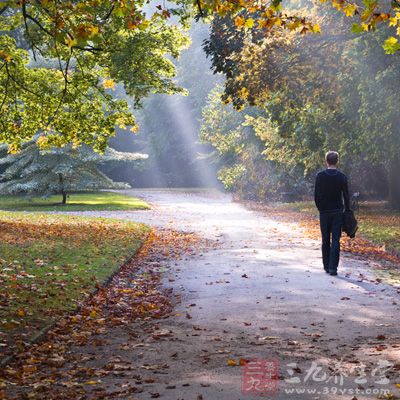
0;211;150;350
279;200;400;255
0;191;149;212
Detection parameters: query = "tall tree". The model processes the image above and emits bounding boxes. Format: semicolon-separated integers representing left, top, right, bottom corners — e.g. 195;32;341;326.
203;2;398;204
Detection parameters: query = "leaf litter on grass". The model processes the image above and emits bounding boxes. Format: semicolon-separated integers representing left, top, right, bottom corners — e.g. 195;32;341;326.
0;212;149;361
0;228;209;400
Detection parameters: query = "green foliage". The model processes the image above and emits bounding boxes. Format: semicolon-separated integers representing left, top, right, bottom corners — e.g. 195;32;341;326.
0;0;400;152
202;2;400;204
217;165;246;190
199;85;307;199
0;3;190;150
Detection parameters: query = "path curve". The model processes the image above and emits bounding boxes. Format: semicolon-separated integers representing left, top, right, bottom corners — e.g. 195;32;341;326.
65;189;400;399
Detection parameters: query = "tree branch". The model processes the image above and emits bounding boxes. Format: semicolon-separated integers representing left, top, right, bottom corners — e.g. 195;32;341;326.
22;3;54;38
0;5;8;15
5;63;41;97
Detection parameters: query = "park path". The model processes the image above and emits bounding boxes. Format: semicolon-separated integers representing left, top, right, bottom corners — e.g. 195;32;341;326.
63;189;399;399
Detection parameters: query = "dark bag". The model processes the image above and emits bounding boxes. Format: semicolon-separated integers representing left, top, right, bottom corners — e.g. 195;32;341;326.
343;210;358;238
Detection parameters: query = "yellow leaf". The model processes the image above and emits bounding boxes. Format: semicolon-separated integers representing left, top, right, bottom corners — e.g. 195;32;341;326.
361;22;370;31
17;309;26;317
288;20;301;30
389;17;398;27
312;23;321;33
227;359;238;366
37;136;49;148
65;36;77;48
84;380;100;385
130;124;139;133
8;144;20;154
332;0;343;11
244;18;255;28
89;309;98;318
0;50;12;62
103;79;116;90
343;4;357;17
385;36;398;45
88;25;99;38
395;383;400;388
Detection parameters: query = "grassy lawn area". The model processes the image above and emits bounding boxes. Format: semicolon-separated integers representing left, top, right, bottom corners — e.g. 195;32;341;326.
0;211;150;357
281;200;400;255
0;191;149;212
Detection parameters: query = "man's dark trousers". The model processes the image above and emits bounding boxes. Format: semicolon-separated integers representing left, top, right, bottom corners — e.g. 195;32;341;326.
319;211;343;273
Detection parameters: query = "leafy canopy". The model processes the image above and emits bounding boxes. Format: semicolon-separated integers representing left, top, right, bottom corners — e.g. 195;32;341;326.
0;1;190;151
0;0;399;152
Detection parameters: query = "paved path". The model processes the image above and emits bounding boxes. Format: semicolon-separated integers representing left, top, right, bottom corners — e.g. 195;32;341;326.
66;189;400;399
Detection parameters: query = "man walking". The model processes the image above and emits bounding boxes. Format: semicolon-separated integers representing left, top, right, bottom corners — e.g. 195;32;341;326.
314;151;350;276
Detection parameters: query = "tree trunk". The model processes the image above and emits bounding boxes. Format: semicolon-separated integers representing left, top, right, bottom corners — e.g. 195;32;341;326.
388;156;400;209
58;173;67;205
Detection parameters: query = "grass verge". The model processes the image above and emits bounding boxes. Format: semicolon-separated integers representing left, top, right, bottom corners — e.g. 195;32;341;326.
0;211;150;358
0;191;149;212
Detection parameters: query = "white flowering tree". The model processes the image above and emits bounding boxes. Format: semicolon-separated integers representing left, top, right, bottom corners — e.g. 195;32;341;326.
0;138;148;204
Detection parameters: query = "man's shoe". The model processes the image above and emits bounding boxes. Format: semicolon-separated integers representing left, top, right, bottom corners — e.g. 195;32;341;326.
329;271;338;276
324;269;329;274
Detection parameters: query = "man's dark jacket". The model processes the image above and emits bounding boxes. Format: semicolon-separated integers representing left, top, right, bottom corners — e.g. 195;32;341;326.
314;168;357;237
314;169;350;213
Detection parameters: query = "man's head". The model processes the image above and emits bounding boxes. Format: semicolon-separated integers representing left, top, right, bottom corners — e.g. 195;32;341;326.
325;151;339;167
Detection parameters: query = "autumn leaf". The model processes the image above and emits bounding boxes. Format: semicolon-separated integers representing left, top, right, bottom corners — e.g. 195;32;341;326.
312;24;321;33
244;18;255;28
130;124;139;133
0;50;12;62
235;16;245;27
383;37;400;54
343;4;357;17
103;79;116;90
65;36;78;48
17;309;27;317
